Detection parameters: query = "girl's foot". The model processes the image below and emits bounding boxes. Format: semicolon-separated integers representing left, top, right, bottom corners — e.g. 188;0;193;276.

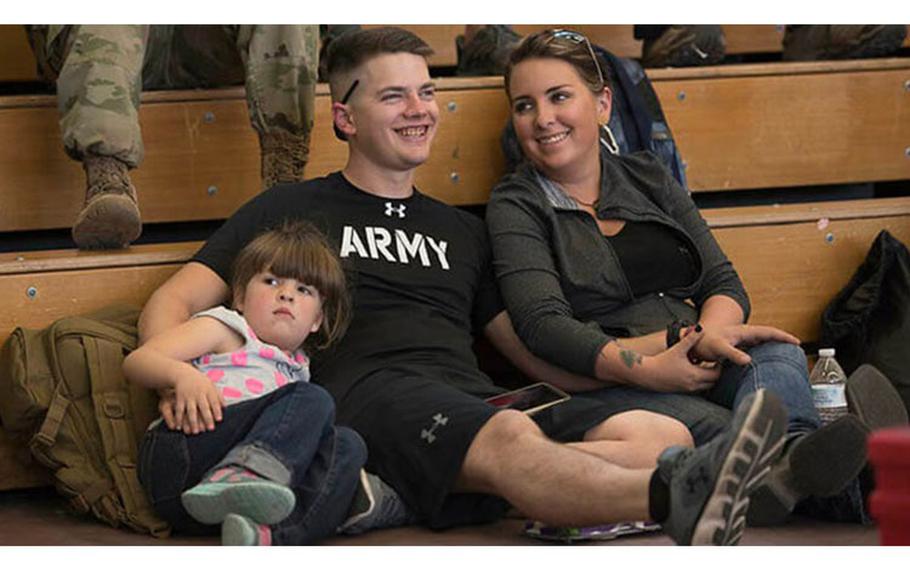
181;466;295;525
222;513;272;546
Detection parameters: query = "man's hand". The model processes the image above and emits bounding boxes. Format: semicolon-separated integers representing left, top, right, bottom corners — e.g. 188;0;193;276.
690;324;800;365
171;370;225;435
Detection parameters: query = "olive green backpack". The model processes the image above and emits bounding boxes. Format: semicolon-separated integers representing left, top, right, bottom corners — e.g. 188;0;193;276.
0;304;169;537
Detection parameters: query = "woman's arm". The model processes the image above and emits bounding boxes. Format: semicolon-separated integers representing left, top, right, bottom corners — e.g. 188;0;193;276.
487;188;617;378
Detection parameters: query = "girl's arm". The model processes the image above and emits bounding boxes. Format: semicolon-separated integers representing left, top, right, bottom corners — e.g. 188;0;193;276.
124;316;241;434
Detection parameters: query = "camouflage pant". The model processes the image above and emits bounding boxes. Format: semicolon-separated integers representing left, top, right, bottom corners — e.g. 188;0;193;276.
26;25;318;168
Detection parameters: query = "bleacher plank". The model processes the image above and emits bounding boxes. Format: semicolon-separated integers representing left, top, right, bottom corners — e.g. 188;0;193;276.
705;197;910;342
0;77;508;232
0;25;37;82
2;25;909;83
3;58;908;232
649;58;910;192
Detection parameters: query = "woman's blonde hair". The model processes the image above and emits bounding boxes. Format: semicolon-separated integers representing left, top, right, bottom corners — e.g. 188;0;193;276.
231;220;351;350
504;29;612;99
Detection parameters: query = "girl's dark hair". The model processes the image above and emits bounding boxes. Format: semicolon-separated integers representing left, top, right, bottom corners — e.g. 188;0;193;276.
231;221;351;350
504;29;612;99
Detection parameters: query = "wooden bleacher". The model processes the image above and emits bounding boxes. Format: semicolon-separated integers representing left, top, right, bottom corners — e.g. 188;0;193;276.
1;27;909;510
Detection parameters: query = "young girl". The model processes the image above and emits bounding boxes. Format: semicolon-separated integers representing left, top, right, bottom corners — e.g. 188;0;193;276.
125;221;373;545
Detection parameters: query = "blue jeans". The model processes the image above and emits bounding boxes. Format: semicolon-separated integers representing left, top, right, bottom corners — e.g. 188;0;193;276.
137;381;367;544
706;341;821;435
578;341;820;444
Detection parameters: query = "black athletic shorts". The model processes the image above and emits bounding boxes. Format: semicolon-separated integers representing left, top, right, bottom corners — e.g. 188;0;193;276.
334;366;634;530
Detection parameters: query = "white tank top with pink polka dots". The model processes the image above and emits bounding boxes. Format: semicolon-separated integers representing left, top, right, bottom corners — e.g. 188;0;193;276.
191;306;311;406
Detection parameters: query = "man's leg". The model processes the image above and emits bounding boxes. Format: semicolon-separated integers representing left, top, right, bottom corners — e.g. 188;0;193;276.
456;409;652;525
456;390;787;545
39;25;148;249
233;25;319;188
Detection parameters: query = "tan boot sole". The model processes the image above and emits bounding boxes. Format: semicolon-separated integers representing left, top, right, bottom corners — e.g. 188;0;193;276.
72;193;142;249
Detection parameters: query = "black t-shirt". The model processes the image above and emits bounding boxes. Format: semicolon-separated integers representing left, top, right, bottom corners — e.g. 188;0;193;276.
605;221;698;297
193;172;503;402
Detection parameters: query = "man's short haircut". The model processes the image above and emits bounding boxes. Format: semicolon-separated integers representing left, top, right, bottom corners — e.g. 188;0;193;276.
324;26;434;100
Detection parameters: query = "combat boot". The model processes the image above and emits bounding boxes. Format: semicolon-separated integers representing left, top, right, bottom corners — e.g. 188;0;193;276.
783;25;907;61
260;131;310;190
72;155;141;249
641;25;726;68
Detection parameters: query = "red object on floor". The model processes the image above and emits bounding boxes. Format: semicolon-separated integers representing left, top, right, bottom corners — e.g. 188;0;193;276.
868;426;910;545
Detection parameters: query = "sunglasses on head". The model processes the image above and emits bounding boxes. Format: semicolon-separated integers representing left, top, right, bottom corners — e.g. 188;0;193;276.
333;79;360;141
545;29;605;89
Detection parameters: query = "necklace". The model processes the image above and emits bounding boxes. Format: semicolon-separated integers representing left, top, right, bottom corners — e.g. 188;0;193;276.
571;195;599;208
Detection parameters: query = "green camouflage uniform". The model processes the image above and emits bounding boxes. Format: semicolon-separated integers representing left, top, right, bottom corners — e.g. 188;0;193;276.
26;25;318;174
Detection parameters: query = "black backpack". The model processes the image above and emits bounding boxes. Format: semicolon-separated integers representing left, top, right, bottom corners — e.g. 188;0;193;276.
820;230;910;414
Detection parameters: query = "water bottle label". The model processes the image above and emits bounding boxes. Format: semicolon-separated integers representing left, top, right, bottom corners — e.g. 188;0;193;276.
811;384;846;408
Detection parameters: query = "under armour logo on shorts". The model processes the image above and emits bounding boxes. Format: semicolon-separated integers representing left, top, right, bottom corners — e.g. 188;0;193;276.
385;202;407;218
420;413;448;444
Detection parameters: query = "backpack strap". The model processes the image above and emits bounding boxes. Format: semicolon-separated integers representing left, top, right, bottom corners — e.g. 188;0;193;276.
28;380;69;467
84;336;170;538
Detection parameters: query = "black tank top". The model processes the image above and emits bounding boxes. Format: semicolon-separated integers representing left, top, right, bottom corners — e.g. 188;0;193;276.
605;221;698;297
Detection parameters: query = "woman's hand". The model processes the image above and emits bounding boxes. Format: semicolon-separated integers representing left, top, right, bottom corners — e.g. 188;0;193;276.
172;369;225;435
689;324;800;365
638;328;722;392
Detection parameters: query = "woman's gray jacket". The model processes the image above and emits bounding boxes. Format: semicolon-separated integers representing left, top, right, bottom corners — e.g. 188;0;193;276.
486;148;750;377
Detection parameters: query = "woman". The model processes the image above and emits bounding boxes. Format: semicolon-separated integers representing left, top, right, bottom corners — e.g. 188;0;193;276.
486;29;871;526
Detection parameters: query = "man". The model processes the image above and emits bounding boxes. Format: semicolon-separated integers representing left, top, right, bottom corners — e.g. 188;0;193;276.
139;27;786;545
27;25;318;249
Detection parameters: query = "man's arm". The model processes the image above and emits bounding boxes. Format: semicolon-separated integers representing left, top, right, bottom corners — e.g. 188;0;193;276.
138;261;230;344
483;311;606;392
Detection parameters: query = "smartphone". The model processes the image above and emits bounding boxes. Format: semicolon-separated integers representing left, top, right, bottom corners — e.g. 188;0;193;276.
484;383;570;415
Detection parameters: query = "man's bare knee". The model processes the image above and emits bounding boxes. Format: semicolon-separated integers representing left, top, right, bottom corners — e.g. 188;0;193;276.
455;409;544;494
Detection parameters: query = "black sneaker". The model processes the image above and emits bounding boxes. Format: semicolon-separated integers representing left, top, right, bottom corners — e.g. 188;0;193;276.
746;414;868;526
640;25;726;68
658;389;787;545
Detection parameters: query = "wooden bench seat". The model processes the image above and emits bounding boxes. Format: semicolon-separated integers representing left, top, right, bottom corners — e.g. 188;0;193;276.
2;58;909;232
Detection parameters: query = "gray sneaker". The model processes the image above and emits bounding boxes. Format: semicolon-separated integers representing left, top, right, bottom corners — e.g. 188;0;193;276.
338;470;417;535
746;414;868;526
658;389;787;545
846;364;908;430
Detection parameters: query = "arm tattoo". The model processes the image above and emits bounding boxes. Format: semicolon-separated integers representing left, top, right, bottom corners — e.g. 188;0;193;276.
619;349;643;369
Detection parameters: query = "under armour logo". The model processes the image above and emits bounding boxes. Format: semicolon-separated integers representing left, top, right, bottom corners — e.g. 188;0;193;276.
420;413;448;444
385;202;407;218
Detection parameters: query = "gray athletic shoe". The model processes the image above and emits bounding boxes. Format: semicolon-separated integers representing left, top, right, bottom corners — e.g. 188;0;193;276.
746;414;868;526
337;469;417;535
641;25;726;68
846;364;908;430
658;389;787;545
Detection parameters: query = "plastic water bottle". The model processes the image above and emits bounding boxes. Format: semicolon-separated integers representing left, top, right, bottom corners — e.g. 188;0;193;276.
809;348;849;425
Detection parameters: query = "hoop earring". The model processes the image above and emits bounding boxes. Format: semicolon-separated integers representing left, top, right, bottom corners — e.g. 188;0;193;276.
600;123;619;155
